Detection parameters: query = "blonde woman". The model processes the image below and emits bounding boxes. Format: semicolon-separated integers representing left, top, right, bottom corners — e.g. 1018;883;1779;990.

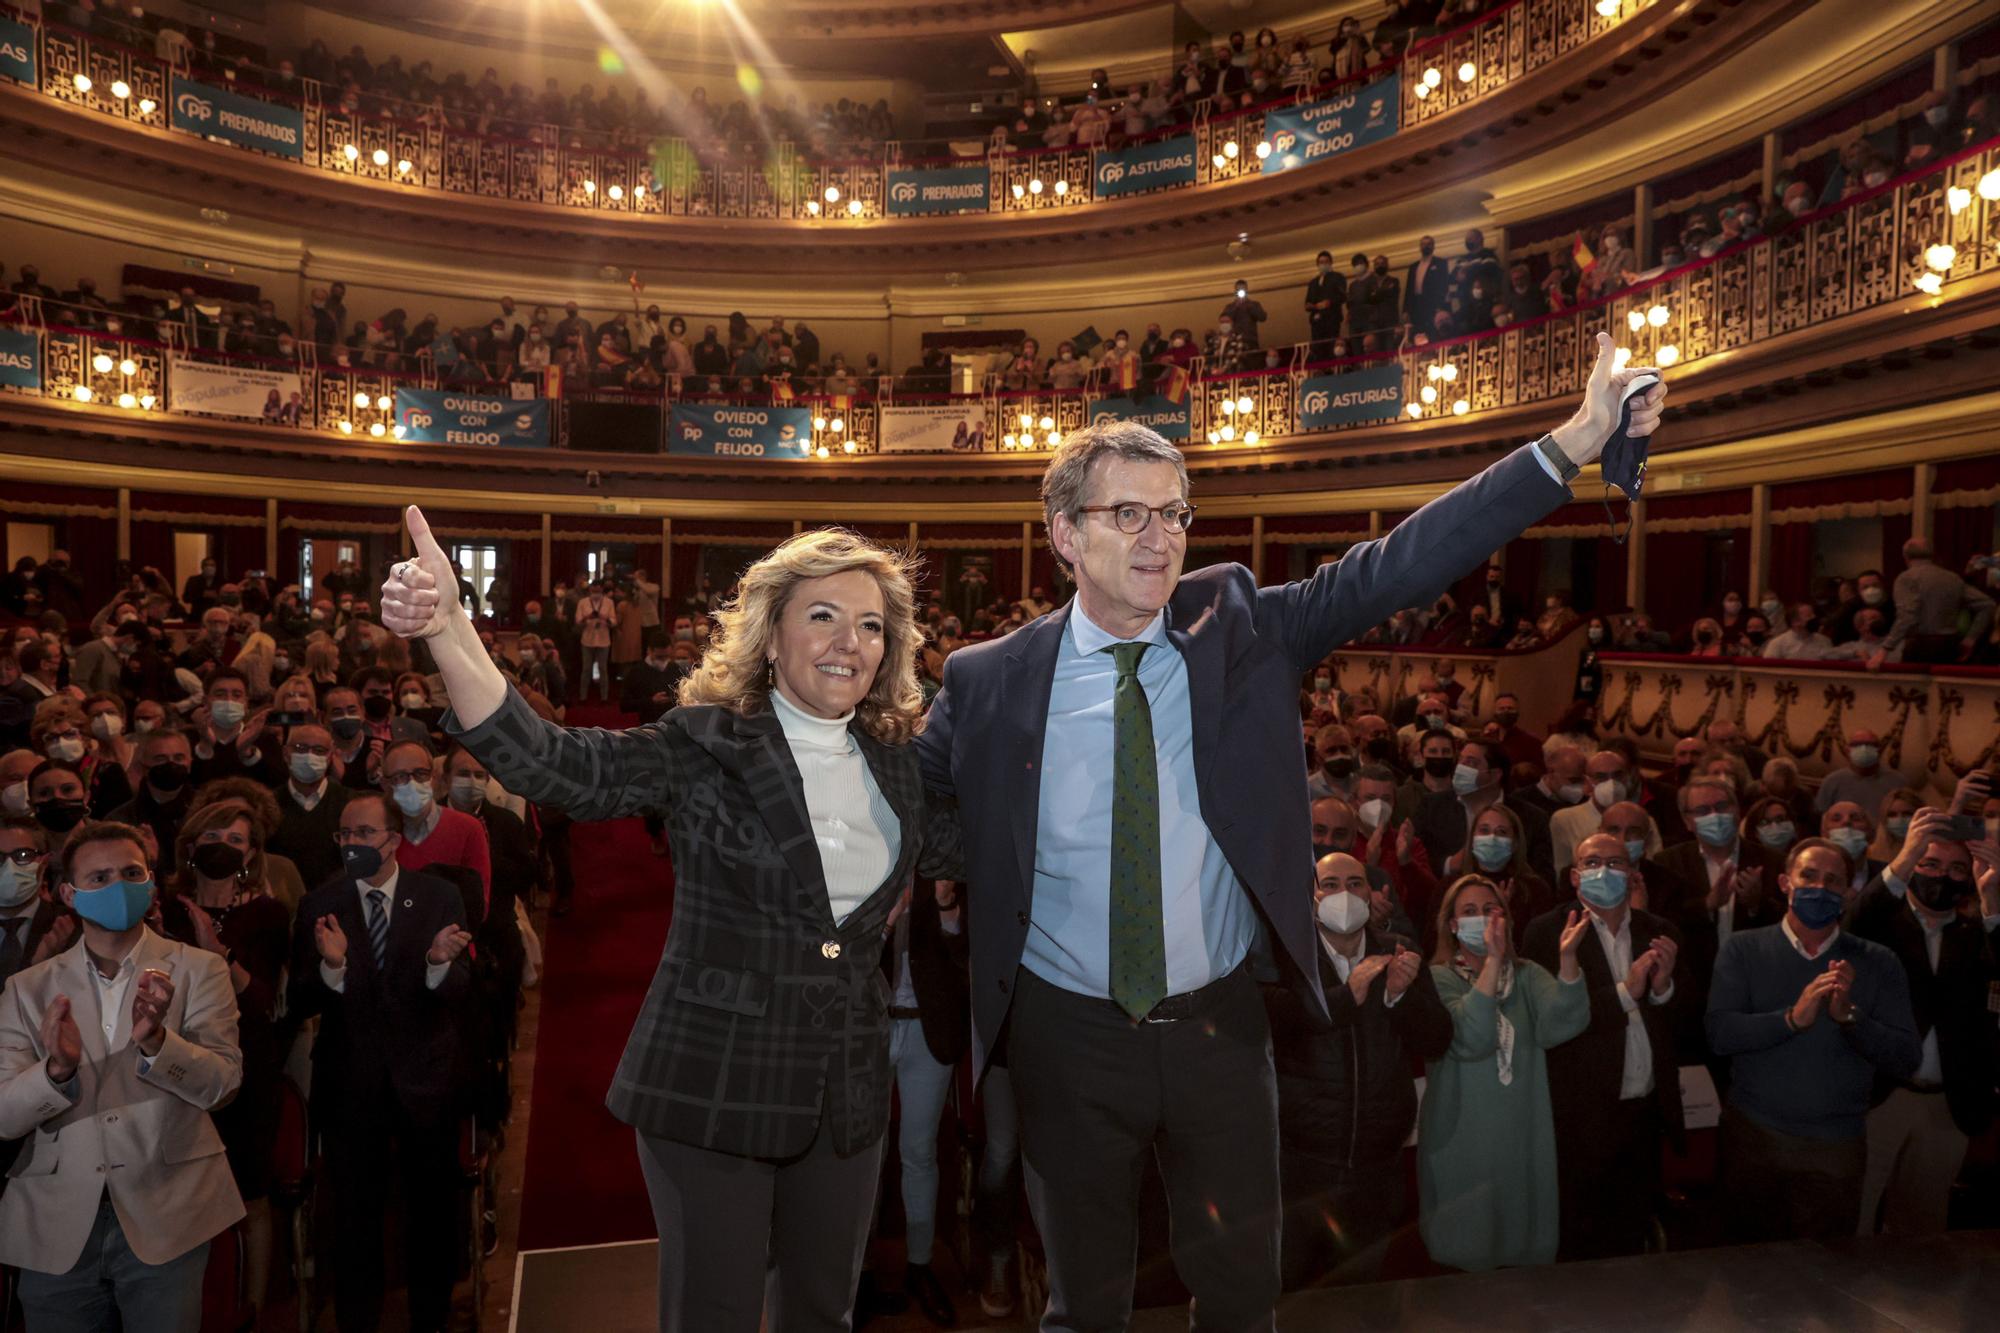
381;506;963;1333
230;611;277;699
1418;874;1590;1272
302;633;342;689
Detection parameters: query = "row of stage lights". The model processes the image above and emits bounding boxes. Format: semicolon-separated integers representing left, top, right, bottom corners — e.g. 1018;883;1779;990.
73;351;155;410
809;413;857;458
69;72;156;114
337;391;406;439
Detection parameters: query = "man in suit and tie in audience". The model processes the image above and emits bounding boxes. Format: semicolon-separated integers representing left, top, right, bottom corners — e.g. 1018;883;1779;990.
289;791;475;1333
0;819;244;1332
919;335;1666;1328
0;816;61;996
1525;831;1686;1260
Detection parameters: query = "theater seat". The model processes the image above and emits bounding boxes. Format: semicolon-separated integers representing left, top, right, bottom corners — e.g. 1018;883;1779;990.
200;1221;251;1333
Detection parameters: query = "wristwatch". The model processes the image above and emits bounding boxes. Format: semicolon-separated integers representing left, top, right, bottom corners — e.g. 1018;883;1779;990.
1534;433;1581;484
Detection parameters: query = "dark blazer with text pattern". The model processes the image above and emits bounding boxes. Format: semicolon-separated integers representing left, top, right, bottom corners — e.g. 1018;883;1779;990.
446;686;961;1160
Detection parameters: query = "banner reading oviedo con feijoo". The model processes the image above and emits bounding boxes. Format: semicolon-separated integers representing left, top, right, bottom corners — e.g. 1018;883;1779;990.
1259;72;1400;176
1087;393;1190;442
885;165;990;217
168;354;306;421
1092;135;1197;199
170;75;304;160
1296;364;1404;430
395;388;550;448
877;401;990;452
668;403;815;458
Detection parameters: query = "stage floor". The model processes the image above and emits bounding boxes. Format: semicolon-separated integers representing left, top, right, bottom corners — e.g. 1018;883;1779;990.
509;1228;2000;1331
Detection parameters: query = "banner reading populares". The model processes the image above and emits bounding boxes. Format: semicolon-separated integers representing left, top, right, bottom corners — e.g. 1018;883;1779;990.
1093;135;1197;199
885;165;989;217
668;403;815;458
0;328;39;389
1087;393;1190;442
878;402;990;453
169;354;306;420
1259;72;1399;176
395;389;550;448
1297;365;1404;430
0;18;36;85
171;75;304;160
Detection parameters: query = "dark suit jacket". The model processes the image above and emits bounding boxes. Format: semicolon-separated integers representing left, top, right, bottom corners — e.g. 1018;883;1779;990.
0;898;63;994
1665;841;1785;1065
1656;838;1781;932
899;885;971;1067
446;686;962;1158
287;866;474;1130
1403;255;1451;330
1523;901;1689;1151
1851;881;2000;1137
917;440;1571;1076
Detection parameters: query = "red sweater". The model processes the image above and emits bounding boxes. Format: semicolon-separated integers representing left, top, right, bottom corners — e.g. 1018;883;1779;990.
396;805;492;914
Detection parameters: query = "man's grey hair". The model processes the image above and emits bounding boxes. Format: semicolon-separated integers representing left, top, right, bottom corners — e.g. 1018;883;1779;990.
1040;422;1190;575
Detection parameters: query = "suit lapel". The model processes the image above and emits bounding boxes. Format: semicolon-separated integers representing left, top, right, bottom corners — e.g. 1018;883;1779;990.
1163;585;1223;787
1003;607;1068;908
58;939;107;1065
684;705;835;927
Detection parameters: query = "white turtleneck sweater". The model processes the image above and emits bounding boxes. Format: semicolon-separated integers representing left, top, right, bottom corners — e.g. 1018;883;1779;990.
770;686;900;926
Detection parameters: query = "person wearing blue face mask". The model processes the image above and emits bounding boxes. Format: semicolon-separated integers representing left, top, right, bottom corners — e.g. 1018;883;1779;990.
1412;740;1506;875
1820;801;1887;893
1814;727;1906;819
1442;805;1554;949
1418;874;1590;1271
0;819;244;1332
190;669;268;788
377;738;492;922
1745;796;1800;858
1525;833;1685;1260
1705;839;1920;1244
1851;813;2000;1236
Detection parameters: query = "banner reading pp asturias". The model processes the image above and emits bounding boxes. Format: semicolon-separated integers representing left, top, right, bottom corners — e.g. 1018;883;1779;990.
171;75;304;160
395;389;550;447
668;403;815;458
1087;393;1191;441
1259;72;1399;176
1296;365;1404;430
1093;136;1197;199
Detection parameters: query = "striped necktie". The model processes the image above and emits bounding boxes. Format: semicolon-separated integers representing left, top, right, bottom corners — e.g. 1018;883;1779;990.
1106;642;1166;1021
366;889;389;970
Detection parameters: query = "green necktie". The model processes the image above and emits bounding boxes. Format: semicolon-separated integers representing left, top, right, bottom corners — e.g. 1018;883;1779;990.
1107;642;1166;1021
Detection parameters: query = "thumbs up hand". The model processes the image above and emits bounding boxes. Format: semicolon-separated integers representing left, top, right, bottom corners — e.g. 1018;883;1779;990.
381;505;460;641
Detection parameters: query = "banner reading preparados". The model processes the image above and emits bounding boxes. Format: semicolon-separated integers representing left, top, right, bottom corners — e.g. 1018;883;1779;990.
0;328;38;389
1093;135;1197;199
1087;393;1190;442
668;403;815;458
0;18;35;85
1297;364;1404;430
885;165;990;217
170;75;304;160
1259;72;1399;176
395;388;550;447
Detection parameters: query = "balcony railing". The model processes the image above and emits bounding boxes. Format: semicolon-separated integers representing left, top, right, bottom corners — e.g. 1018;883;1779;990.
1;0;1655;222
2;137;1995;460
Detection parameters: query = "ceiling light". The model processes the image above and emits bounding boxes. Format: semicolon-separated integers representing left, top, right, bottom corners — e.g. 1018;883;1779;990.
1612;346;1632;369
1207;430;1221;445
338;419;353;434
1004;434;1018;449
1212;154;1227;169
353;391;369;406
1947;186;1971;214
1046;431;1061;447
842;440;857;454
634;185;646;200
1414;82;1432;99
1426;364;1443;382
807;199;822;216
392;424;407;439
1596;0;1621;15
1219;399;1236;416
1019;413;1034;429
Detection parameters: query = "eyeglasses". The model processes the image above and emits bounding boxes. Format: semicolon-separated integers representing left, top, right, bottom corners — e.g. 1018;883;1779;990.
384;770;433;786
1078;501;1197;535
2;848;42;867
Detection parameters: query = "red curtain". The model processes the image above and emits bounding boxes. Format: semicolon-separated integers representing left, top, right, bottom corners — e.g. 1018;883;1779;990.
1881;511;1912;578
1593;534;1631;612
1769;522;1813;601
217;527;267;581
1934;504;1997;576
1646;530;1709;634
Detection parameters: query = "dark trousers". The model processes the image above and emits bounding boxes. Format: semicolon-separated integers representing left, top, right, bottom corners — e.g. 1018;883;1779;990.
1555;1095;1662;1260
325;1112;462;1333
1276;1151;1402;1290
636;1118;885;1333
1008;964;1280;1333
1719;1105;1865;1245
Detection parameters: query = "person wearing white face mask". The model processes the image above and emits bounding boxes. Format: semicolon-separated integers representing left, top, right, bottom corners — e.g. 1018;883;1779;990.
1820;801;1888;892
190;670;267;788
266;722;350;890
0;817;59;995
31;704;133;818
1525;832;1684;1260
1549;749;1635;876
1264;851;1449;1288
378;739;491;921
1419;874;1589;1271
1814;728;1906;820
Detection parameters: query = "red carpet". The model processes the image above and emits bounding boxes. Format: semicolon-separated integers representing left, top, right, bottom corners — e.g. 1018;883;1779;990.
515;703;676;1252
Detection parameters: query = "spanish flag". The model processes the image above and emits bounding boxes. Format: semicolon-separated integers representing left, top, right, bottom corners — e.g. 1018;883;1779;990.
831;393;852;414
1115;351;1139;392
1572;232;1596;275
1160;364;1190;405
772;380;796;403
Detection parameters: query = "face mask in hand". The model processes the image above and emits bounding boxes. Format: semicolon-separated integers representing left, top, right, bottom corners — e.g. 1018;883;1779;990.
1316;891;1370;934
69;877;154;931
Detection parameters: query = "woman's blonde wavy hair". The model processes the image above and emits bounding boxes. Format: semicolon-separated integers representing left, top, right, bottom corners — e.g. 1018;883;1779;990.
678;528;926;745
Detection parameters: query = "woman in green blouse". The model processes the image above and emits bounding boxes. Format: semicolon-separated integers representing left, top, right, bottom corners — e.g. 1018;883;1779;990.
1418;874;1591;1271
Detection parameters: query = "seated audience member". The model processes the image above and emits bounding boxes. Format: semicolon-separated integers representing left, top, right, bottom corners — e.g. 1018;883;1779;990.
1758;757;1816;833
288;791;476;1333
1525;832;1686;1260
0;815;60;994
1762;603;1834;660
190;669;269;786
1419;875;1590;1272
1743;795;1802;862
1816;729;1907;815
1266;852;1450;1287
1851;808;2000;1235
31;700;133;817
1825;607;1899;663
1306;724;1357;803
1706;839;1920;1243
0;820;245;1332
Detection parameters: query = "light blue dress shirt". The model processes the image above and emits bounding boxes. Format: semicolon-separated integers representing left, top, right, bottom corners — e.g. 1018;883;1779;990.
1024;605;1260;1000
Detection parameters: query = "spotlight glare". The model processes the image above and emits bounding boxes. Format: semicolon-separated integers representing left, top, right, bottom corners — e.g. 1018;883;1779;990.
371;147;389;166
92;353;114;374
118;358;137;376
634;185;646;199
392;424;406;439
1452;399;1470;416
1020;413;1034;429
117;392;136;408
1207;430;1221;445
342;143;359;161
73;73;92;93
1046;431;1061;448
1612;346;1633;370
1947;186;1972;213
1657;344;1680;366
1004;434;1018;449
1458;62;1477;83
1426;364;1443;382
1924;244;1957;271
376;395;392;411
1212;154;1227;169
110;80;130;99
1647;304;1669;326
816;444;830;459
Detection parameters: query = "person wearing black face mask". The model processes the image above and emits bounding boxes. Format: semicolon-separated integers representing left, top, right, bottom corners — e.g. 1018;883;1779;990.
108;730;196;855
1404;234;1450;338
1850;814;2000;1235
288;791;474;1333
1308;724;1359;802
1761;602;1834;661
28;761;91;838
1304;251;1346;358
322;687;382;789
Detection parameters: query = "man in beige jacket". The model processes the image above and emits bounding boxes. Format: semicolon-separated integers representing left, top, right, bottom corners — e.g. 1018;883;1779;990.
0;819;243;1333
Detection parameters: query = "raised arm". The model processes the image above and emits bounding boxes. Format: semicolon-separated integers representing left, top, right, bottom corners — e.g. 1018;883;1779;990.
381;505;507;729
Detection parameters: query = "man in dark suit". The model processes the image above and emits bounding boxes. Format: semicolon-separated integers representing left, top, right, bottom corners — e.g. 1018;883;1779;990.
1403;235;1451;339
0;816;59;994
618;628;687;725
917;335;1667;1328
289;790;475;1333
1661;774;1783;1076
1304;250;1346;357
1524;832;1687;1260
1851;814;2000;1235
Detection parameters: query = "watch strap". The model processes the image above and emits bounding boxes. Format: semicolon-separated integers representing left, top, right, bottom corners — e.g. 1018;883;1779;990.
1535;433;1581;483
